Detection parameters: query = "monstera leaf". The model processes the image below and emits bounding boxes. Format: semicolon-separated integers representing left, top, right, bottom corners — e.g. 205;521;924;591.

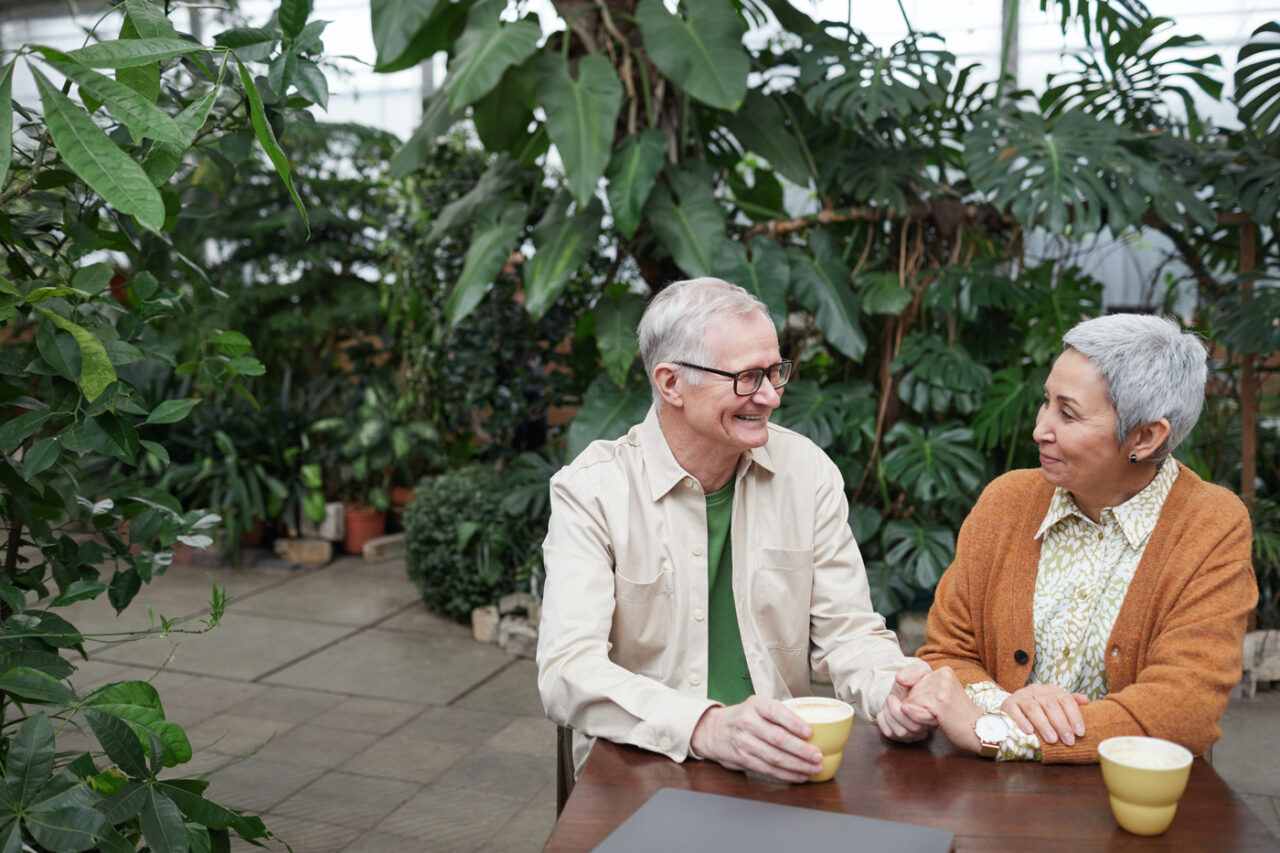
1212;277;1280;357
1039;0;1150;45
965;106;1152;235
1236;22;1280;138
772;379;875;451
799;29;951;127
892;334;992;416
634;0;748;110
882;519;956;588
881;422;985;504
1040;15;1221;133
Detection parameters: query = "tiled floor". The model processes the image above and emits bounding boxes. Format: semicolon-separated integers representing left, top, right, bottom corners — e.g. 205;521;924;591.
65;554;557;853
60;552;1280;851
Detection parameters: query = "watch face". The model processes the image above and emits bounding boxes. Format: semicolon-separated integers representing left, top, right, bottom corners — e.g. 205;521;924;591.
975;714;1010;743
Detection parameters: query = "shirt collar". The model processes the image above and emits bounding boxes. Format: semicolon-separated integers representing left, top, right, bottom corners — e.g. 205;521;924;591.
1035;459;1180;548
636;405;779;501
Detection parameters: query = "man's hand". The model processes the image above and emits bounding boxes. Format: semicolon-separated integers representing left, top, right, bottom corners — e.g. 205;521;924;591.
876;661;938;743
899;666;984;754
689;696;823;783
1000;684;1088;746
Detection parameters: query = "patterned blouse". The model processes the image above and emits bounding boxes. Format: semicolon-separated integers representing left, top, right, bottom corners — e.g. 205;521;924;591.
966;460;1180;760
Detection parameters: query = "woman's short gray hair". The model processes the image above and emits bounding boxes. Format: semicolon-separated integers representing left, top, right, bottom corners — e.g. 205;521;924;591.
638;277;772;405
1061;313;1207;463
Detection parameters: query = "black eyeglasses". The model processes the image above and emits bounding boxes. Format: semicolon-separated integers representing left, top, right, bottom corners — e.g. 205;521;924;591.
675;359;794;396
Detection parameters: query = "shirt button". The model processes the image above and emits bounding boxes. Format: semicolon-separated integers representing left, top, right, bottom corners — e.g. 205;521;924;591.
691;674;702;686
693;609;705;621
692;545;703;556
683;478;695;488
1014;649;1029;665
659;736;672;751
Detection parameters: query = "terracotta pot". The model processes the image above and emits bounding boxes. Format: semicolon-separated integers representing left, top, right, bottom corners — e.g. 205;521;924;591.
239;518;265;548
344;506;386;555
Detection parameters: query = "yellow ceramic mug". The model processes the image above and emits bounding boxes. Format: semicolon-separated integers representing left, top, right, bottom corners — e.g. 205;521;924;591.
1098;736;1193;836
783;696;854;783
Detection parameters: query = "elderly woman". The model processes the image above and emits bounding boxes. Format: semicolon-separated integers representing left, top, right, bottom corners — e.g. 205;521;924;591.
888;313;1257;762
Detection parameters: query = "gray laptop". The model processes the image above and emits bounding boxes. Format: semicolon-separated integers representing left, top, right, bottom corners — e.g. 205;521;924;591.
594;788;954;852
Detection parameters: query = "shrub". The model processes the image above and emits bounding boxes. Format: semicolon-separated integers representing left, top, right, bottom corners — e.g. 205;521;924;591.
404;467;533;620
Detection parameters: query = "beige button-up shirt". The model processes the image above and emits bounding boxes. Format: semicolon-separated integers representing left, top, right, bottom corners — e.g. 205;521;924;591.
536;406;910;767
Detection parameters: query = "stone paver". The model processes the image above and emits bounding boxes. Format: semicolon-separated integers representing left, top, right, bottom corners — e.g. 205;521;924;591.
375;784;527;850
272;770;421;830
263;628;512;704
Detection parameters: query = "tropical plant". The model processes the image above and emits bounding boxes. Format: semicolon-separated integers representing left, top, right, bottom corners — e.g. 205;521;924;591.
0;0;329;846
369;1;1280;619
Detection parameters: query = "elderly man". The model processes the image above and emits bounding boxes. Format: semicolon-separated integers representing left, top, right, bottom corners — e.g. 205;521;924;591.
536;278;934;783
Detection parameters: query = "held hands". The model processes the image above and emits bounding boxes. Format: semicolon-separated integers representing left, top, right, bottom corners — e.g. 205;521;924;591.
1000;684;1088;746
876;660;939;743
689;695;823;784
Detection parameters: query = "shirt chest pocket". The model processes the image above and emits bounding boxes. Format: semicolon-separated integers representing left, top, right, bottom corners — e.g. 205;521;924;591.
611;566;674;659
750;547;813;651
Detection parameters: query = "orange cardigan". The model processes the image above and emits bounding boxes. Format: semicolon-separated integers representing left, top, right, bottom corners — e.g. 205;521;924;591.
919;463;1257;763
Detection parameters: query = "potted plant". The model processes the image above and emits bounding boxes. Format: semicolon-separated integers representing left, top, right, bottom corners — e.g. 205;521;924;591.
311;383;437;554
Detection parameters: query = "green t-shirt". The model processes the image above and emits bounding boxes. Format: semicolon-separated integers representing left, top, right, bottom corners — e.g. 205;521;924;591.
705;481;752;705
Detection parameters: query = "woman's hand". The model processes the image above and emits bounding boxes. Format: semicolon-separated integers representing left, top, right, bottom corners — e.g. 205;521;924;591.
877;661;938;742
1000;684;1088;746
901;666;984;754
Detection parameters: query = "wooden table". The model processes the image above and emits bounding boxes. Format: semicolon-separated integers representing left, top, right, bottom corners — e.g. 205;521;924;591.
545;727;1280;851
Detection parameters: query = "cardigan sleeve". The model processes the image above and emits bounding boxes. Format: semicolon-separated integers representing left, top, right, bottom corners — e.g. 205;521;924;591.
1040;495;1256;763
917;472;1034;686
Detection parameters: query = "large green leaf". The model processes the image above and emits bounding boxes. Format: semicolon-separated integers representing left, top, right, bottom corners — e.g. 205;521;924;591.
881;422;985;503
279;0;310;39
34;307;117;403
64;38;199;69
1212;278;1280;357
525;192;602;318
84;681;192;767
446;1;540;110
965;106;1154;235
973;364;1046;455
721;91;813;186
1236;22;1280;138
157;782;240;830
567;372;652;460
537;52;624;207
32;69;164;232
595;284;646;387
388;88;461;179
0;667;77;705
711;237;789;333
787;230;865;361
371;0;466;72
5;714;55;803
472;53;539;155
425;155;520;243
445;203;528;328
124;0;178;39
771;379;874;450
1040;15;1221;134
236;57;308;235
39;50;186;144
798;29;949;127
140;787;187;853
605;129;667;239
893;333;992;416
26;800;112;853
0;61;13;189
0;411;55;456
645;163;726;278
882;519;957;588
635;0;748;110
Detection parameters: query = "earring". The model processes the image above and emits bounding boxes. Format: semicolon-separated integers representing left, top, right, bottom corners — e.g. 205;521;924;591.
1129;453;1138;464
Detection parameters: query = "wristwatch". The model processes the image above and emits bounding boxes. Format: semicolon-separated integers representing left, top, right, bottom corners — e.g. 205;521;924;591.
973;713;1011;759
